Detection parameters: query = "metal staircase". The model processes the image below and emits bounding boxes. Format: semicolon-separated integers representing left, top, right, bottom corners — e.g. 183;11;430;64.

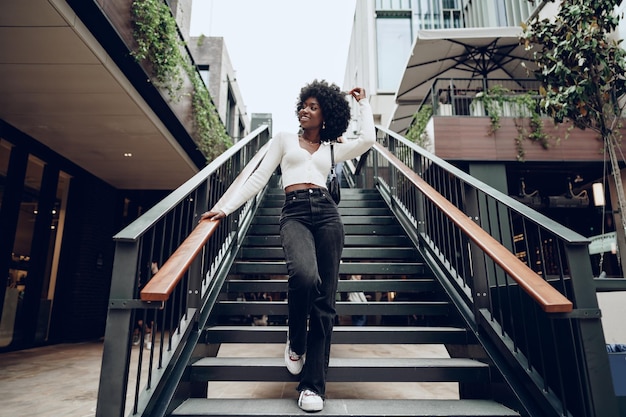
95;126;621;417
171;187;520;417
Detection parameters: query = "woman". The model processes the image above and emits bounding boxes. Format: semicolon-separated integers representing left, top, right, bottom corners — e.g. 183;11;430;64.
201;79;375;412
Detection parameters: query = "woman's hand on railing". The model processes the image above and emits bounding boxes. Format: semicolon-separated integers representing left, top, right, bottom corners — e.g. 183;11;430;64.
200;210;226;222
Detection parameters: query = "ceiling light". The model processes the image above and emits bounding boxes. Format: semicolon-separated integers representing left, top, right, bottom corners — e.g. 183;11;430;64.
593;183;605;207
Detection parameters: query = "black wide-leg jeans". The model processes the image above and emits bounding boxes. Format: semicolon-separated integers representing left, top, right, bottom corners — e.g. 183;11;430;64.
279;188;344;398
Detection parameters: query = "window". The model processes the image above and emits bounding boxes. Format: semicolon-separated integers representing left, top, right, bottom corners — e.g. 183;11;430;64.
442;8;462;28
225;87;236;137
198;64;209;87
376;12;413;91
416;0;463;29
495;0;508;26
376;0;412;10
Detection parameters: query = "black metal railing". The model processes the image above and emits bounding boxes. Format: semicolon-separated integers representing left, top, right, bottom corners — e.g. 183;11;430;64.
95;122;619;417
421;77;542;117
95;126;270;417
368;126;618;417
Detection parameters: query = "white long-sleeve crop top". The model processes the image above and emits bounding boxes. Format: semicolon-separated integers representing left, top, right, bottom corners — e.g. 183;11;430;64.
219;98;376;215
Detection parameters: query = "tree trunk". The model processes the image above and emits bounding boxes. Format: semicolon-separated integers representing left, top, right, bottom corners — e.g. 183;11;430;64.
606;133;626;271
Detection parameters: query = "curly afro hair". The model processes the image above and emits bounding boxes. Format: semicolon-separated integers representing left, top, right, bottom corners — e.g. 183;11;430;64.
296;79;351;142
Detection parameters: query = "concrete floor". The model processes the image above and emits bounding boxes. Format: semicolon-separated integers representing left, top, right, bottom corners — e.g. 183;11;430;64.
0;340;459;417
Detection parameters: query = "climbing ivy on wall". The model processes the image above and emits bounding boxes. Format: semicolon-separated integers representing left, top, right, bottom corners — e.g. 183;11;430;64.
130;0;232;162
472;86;551;161
405;105;433;149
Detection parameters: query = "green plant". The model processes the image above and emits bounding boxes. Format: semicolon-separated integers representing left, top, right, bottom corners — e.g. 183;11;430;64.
130;0;232;161
473;86;550;161
196;34;206;47
473;85;508;134
131;0;185;98
189;71;232;161
405;105;433;148
523;0;626;266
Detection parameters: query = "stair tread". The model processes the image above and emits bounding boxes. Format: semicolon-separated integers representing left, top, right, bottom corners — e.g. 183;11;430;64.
231;261;429;276
225;278;438;291
239;247;418;259
172;398;520;416
194;356;486;368
251;216;399;225
204;325;468;344
208;325;462;331
244;235;412;247
265;188;380;196
190;356;488;383
215;300;450;317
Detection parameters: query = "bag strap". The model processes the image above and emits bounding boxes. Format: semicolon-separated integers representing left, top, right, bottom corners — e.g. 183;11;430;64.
330;143;336;175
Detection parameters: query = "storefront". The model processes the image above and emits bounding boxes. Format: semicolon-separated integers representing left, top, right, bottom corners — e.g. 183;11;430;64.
0;134;70;349
0;121;168;352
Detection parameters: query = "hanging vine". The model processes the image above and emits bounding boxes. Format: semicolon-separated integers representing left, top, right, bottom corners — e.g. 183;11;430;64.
473;86;551;161
405;105;433;149
130;0;231;162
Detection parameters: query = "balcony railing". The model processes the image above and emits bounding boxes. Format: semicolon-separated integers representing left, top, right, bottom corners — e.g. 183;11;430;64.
423;78;543;117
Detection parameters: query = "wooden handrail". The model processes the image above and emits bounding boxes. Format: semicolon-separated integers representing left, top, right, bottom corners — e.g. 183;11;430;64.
140;220;219;301
140;142;271;302
373;142;573;313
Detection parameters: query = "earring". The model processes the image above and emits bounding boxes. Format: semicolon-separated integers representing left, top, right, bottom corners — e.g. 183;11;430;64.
322;121;326;130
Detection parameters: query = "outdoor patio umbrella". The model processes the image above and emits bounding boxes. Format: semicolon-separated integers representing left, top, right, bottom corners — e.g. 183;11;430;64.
390;26;538;134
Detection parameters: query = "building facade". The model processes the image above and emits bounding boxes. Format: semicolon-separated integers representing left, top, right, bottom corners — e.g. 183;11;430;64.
343;0;626;280
0;0;244;351
343;0;537;128
188;36;250;142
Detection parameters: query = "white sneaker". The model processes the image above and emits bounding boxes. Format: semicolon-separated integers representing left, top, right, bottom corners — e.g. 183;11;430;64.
298;389;323;412
284;340;305;375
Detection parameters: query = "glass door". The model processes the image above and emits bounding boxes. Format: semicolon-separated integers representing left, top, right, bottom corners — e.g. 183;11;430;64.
0;141;70;348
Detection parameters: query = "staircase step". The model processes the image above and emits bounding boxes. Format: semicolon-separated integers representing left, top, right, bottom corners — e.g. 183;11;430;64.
256;207;393;216
203;325;469;345
250;215;399;225
172;398;520;416
189;357;489;383
260;192;383;204
248;223;405;235
215;300;450;316
250;216;403;228
244;234;412;247
264;188;380;197
231;261;429;276
224;279;439;293
238;247;418;260
262;198;389;208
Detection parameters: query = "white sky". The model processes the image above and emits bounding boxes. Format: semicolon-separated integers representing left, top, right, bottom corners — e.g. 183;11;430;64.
189;0;357;135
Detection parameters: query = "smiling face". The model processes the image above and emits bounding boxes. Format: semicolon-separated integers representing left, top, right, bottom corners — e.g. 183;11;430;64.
298;97;323;130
